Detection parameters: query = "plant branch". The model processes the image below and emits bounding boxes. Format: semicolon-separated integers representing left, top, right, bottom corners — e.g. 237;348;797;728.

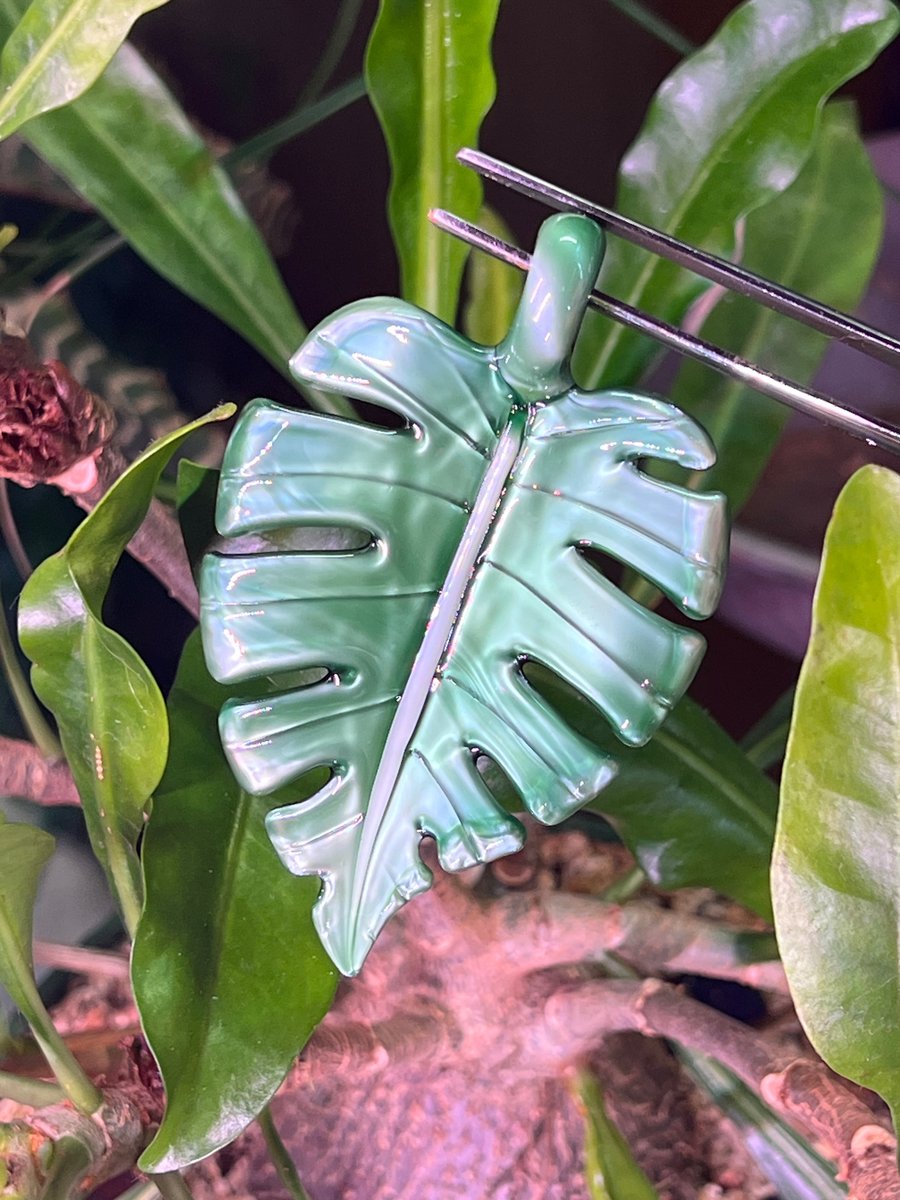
491;890;786;991
0;1080;156;1195
32;941;129;979
542;978;898;1200
0;735;78;805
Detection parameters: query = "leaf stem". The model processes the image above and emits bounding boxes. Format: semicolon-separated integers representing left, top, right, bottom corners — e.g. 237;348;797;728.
0;921;101;1113
115;1184;162;1200
294;0;366;109
224;75;367;168
0;585;61;759
602;0;695;56
150;1171;197;1200
0;480;33;580
0;1068;65;1107
258;1105;311;1200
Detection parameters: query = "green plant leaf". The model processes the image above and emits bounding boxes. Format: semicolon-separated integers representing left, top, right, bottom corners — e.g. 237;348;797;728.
773;464;900;1126
15;43;308;379
365;0;501;323
576;1071;658;1200
133;632;336;1173
462;205;523;346
678;1049;848;1199
575;0;900;390
487;677;776;919
0;0;168;140
669;100;884;516
18;406;234;935
0;814;53;1014
0;816;101;1112
200;214;728;975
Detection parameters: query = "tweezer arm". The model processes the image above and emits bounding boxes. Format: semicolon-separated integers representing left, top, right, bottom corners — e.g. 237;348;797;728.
459;147;900;372
429;207;900;457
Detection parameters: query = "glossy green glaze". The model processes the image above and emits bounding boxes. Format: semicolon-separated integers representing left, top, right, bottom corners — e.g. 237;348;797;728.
200;213;728;976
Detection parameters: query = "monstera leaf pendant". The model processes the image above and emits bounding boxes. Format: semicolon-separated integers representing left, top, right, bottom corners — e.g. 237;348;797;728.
200;213;728;976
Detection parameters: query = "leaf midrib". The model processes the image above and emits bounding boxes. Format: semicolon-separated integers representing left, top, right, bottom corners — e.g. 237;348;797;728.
174;784;252;1100
588;22;855;385
653;725;774;836
417;0;446;314
349;412;525;927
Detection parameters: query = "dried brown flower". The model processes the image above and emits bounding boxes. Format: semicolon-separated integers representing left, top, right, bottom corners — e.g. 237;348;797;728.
0;332;114;487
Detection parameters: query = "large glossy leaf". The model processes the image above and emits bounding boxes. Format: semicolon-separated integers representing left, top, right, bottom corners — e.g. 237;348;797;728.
669;101;884;516
0;0;167;139
16;44;309;381
133;632;336;1172
18;407;233;935
200;214;727;976
485;679;776;919
365;0;501;324
575;0;900;390
773;465;900;1126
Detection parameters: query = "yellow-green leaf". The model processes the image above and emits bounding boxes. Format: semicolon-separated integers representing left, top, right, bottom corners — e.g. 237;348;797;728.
773;465;900;1127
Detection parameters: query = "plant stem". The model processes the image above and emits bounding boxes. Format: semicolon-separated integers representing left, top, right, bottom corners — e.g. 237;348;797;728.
295;0;366;108
115;1184;162;1200
150;1171;196;1200
602;0;696;56
0;480;33;579
258;1105;311;1200
0;1068;65;1107
0;923;101;1113
225;75;367;168
599;865;645;903
24;233;125;332
0;584;61;758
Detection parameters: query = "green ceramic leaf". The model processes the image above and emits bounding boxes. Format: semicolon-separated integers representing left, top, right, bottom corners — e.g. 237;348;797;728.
133;633;336;1173
0;0;167;139
463;205;523;347
669;100;884;516
365;0;501;323
773;465;900;1127
576;1072;658;1200
16;43;310;382
575;0;900;390
201;214;728;976
503;675;777;920
18;406;234;935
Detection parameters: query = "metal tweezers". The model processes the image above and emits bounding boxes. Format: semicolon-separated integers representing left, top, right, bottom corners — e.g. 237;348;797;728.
429;148;900;457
